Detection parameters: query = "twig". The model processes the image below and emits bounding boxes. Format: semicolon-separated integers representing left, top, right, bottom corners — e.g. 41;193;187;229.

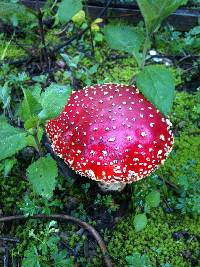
158;176;180;192
0;214;113;267
89;28;95;56
51;0;113;53
36;0;50;70
0;0;113;67
0;57;31;66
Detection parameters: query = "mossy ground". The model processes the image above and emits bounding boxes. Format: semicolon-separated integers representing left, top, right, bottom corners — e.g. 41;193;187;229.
87;89;200;267
1;84;199;267
0;28;199;266
106;209;200;267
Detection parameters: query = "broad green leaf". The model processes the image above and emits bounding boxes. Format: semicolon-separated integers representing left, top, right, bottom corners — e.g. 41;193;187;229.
0;120;28;161
136;65;175;115
24;117;39;130
126;252;152;267
133;213;147;232
136;0;188;33
61;54;80;68
31;84;42;101
189;25;200;36
27;156;58;198
72;10;85;25
57;0;82;24
32;75;48;84
145;190;160;208
38;83;72;120
104;24;144;65
19;88;42;126
2;157;17;177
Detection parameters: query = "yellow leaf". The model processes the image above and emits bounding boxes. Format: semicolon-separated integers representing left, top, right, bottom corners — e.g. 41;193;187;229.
72;10;85;24
91;23;100;32
93;18;103;24
91;18;103;32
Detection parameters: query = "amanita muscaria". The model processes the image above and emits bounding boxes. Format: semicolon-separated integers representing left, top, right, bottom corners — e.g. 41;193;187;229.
46;84;174;191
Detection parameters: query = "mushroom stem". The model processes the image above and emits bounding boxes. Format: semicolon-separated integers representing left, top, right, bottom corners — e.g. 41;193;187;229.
98;181;126;192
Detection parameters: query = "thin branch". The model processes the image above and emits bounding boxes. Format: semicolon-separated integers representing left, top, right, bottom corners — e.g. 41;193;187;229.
158;176;180;192
0;57;31;66
51;0;113;53
0;214;113;267
36;0;49;69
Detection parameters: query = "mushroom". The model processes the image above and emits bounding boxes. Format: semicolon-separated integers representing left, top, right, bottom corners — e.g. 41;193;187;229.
46;84;174;191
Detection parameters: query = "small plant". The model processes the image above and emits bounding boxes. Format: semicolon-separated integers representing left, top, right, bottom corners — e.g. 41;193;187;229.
21;221;73;267
0;79;72;199
94;194;119;213
126;251;152;267
0;1;199;266
133;190;160;232
104;0;188;116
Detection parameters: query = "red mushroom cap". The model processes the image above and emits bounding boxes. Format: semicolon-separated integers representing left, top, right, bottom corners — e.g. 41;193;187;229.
46;84;174;183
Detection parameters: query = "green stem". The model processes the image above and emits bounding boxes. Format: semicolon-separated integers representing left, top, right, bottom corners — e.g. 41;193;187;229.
33;126;43;157
140;31;150;70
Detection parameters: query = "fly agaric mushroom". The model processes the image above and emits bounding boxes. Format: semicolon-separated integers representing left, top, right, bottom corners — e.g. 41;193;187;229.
46;84;174;191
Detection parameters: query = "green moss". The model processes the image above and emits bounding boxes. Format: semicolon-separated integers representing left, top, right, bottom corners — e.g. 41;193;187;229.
170;67;183;86
170;91;200;133
158;90;200;183
45;31;60;46
0;1;34;25
0;42;26;60
102;57;139;84
87;90;200;267
0;174;27;213
158;133;200;182
107;209;200;267
98;56;182;86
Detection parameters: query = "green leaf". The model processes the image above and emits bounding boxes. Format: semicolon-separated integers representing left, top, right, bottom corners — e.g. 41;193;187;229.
133;213;147;232
189;25;200;36
24;117;39;130
32;75;48;84
136;0;188;33
177;176;189;190
145;190;160;208
61;54;81;68
2;157;17;177
27;157;58;198
26;127;44;149
104;24;144;65
57;0;82;24
53;251;73;267
126;252;152;267
136;65;175;115
22;245;41;267
31;84;42;101
0;82;11;109
38;83;72;120
19;88;42;126
0;120;28;161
